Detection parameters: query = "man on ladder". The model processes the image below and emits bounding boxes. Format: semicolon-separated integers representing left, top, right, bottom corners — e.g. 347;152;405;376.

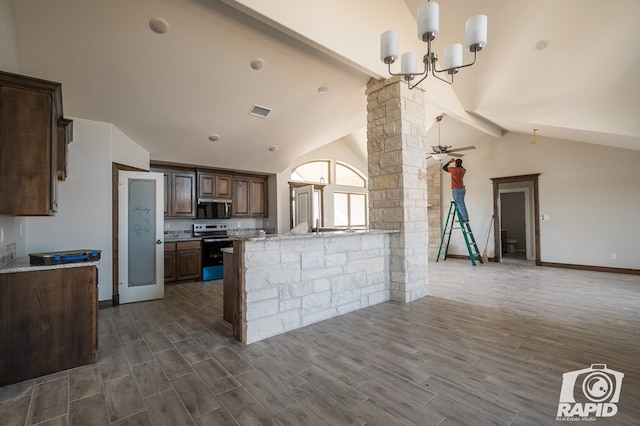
438;158;483;265
443;158;468;223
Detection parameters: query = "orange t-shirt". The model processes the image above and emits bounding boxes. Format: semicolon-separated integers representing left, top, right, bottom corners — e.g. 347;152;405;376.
448;167;465;189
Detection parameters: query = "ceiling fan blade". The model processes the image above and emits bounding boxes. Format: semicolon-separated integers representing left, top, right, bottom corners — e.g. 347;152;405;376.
426;155;433;159
431;145;443;153
446;145;476;153
449;153;465;158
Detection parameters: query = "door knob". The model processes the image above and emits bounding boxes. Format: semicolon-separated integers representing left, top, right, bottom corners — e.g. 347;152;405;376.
156;239;163;244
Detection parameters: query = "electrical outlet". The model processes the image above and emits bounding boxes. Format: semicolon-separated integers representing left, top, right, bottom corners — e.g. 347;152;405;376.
611;253;617;260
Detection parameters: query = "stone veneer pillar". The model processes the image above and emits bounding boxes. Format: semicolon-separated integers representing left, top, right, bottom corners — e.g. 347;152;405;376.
366;77;428;303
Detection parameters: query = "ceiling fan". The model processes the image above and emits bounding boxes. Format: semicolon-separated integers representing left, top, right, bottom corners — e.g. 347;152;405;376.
426;115;476;160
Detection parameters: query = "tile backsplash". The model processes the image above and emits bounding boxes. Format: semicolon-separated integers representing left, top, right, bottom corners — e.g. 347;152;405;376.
0;242;17;267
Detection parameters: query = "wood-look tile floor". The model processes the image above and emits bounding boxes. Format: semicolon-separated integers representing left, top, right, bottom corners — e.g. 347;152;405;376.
1;259;639;425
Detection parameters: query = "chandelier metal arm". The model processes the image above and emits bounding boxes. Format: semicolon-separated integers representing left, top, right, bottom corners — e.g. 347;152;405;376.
386;61;428;80
432;50;478;82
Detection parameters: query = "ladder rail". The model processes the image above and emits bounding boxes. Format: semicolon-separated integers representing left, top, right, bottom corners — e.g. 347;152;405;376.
437;201;483;265
436;202;456;262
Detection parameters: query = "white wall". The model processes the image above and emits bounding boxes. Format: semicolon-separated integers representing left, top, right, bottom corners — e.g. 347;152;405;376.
442;131;640;269
0;0;20;73
25;118;150;301
0;0;26;260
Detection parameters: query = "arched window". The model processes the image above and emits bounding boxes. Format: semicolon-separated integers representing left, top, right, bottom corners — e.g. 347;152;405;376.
290;160;368;229
335;162;366;187
291;160;329;184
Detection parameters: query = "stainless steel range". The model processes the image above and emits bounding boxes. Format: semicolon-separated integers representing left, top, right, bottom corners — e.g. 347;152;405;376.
193;223;233;281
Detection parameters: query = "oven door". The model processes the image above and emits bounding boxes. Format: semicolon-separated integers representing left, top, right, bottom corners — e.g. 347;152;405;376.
202;239;233;281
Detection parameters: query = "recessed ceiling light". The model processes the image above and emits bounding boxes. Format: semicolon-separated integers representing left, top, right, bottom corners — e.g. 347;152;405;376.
250;58;265;70
208;134;221;142
535;39;549;50
149;18;169;35
268;145;278;152
318;85;329;95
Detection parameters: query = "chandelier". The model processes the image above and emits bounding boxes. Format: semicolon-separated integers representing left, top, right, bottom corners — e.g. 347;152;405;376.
380;0;487;89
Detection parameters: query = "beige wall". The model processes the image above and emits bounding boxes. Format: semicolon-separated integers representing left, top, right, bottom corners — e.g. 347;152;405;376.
441;131;640;269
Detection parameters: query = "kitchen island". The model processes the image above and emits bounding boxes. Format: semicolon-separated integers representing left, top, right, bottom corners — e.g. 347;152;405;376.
225;230;397;343
0;258;98;386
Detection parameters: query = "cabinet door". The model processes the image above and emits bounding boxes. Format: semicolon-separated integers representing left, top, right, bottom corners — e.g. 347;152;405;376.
163;172;171;216
250;178;267;217
56;118;73;181
232;178;250;216
172;172;196;217
164;243;177;283
215;175;232;198
0;86;56;215
176;249;201;281
198;172;215;198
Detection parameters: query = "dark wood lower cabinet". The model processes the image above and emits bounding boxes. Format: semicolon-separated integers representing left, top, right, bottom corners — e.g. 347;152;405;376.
223;248;242;341
0;266;97;386
164;240;201;284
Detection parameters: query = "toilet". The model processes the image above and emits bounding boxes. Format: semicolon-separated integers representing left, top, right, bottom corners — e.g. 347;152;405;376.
506;239;517;253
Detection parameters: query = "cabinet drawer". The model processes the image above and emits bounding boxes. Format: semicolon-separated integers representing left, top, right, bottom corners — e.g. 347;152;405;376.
177;240;201;250
164;242;176;252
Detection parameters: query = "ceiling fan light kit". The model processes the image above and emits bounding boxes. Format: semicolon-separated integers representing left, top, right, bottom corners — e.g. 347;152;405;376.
427;115;476;160
380;0;487;89
432;153;448;161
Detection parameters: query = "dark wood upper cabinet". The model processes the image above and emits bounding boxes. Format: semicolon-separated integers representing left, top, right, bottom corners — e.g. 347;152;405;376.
57;118;73;181
249;178;267;217
0;71;72;215
232;177;250;217
197;171;232;200
172;172;197;217
153;162;269;219
233;175;267;217
152;167;196;218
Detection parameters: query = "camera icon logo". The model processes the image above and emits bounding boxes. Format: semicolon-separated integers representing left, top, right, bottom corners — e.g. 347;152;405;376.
557;364;624;419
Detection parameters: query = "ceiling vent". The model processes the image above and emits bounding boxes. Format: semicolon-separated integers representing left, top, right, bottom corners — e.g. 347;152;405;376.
249;104;272;119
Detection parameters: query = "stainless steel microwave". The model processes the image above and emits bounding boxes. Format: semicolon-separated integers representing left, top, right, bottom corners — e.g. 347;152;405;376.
196;199;232;219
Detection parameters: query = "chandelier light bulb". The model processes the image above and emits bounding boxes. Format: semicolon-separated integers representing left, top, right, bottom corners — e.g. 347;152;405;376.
380;30;399;64
401;52;418;76
417;1;439;41
444;43;463;70
465;15;488;52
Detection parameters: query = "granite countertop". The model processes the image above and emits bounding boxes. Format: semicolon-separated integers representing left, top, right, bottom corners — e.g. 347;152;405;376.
164;236;202;243
0;257;100;274
242;229;398;242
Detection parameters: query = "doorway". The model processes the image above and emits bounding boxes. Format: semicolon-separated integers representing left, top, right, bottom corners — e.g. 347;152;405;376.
491;174;541;265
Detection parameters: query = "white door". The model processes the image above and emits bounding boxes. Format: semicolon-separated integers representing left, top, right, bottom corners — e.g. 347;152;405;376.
294;185;314;231
118;171;164;304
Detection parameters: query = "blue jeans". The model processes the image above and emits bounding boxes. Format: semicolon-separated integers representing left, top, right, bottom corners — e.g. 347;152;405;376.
452;188;469;222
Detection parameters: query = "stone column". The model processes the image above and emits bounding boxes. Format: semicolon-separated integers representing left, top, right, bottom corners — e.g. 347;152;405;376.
366;77;428;303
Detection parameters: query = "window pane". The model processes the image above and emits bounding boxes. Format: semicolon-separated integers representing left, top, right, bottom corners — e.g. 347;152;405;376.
350;194;366;226
291;161;329;183
334;193;349;226
336;163;365;187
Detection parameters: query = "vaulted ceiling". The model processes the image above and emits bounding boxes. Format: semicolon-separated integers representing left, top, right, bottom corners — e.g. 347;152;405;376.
9;0;640;174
